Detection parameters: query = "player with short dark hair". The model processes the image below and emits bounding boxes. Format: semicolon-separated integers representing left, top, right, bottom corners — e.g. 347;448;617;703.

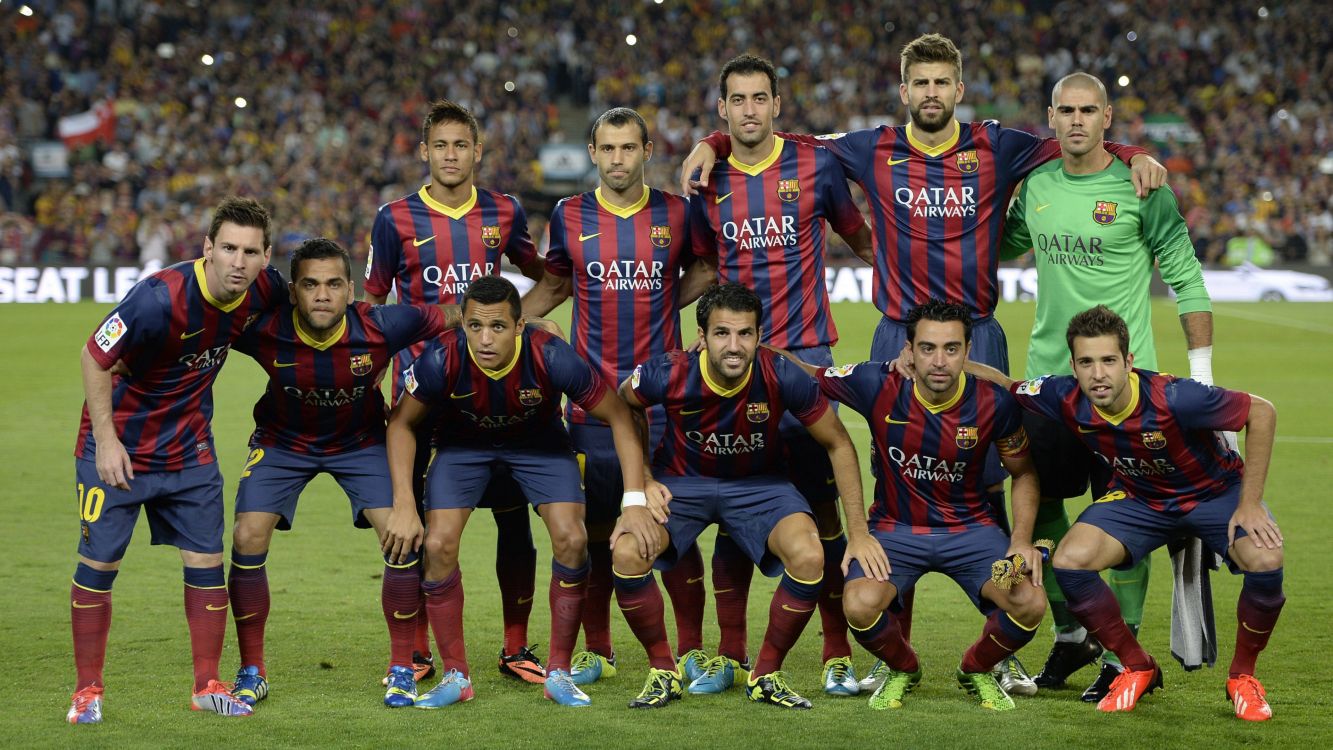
968;305;1284;721
366;99;549;686
791;298;1044;712
522;107;718;686
688;53;875;697
612;283;879;710
388;275;647;709
67;196;284;723
222;238;449;708
999;72;1216;699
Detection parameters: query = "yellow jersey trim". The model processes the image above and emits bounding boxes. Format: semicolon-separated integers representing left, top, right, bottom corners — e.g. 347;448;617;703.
700;355;752;397
469;335;523;380
1094;372;1141;425
727;136;785;176
595;186;650;219
194;258;248;313
905;121;961;157
292;309;346;351
418;185;478;220
913;374;966;414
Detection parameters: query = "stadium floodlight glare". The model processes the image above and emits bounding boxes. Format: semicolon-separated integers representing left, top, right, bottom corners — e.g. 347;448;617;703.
626;34;638;46
504;80;516;92
1258;6;1269;18
1126;31;1138;41
507;26;518;38
201;54;214;66
1117;75;1131;87
20;4;34;16
234;97;248;108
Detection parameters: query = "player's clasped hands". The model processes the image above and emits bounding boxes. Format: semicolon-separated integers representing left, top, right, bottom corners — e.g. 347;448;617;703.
379;504;424;565
1229;505;1283;550
844;532;891;581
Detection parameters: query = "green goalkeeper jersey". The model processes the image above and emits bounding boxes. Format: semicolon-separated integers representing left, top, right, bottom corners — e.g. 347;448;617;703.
1001;158;1211;377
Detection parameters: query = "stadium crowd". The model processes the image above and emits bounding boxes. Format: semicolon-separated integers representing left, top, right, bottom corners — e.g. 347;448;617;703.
1;0;1330;267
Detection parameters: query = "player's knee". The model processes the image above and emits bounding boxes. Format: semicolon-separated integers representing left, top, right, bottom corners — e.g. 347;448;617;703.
550;526;588;565
782;542;823;583
1051;544;1098;571
423;531;460;566
1233;538;1283;573
231;519;273;555
611;541;651;576
1007;582;1048;626
842;580;891;627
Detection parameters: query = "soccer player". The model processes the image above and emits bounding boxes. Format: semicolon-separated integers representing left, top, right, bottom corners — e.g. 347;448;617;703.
969;306;1283;721
387;275;646;708
67;197;284;723
522;107;718;686
687;53;874;696
999;72;1215;699
222;238;450;708
365;100;548;684
680;33;1164;693
613;283;879;710
787;299;1045;711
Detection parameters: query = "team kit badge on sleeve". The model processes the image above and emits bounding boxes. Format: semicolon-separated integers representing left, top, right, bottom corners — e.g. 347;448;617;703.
94;313;127;352
1016;377;1046;396
824;364;856;378
403;365;418;394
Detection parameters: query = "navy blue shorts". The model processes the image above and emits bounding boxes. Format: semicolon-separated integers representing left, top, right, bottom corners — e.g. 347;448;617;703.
571;407;665;526
426;443;584;511
235;443;392;530
845;524;1011;614
654;474;812;577
870;315;1010;488
1074;483;1261;573
782;346;838;510
75;459;224;562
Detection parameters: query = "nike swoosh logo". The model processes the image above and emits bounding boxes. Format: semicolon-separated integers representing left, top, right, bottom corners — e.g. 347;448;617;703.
825;477;836;485
714;192;733;204
205;603;229;611
828;592;842;599
235;612;258;621
621;604;643;611
680;408;704;416
450;391;476;399
517;595;534;605
1035;203;1052;213
413;235;436;247
273;360;298;368
1078;426;1098;433
686;576;704;585
180;329;206;340
392;609;419;620
885;416;909;425
714;588;733;594
558;580;584;588
780;604;814;613
578;232;601;242
1241;621;1272;635
72;602;104;609
886;157;911;166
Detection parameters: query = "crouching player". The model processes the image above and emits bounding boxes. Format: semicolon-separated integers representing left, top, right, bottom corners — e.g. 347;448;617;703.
969;305;1284;720
222;238;449;707
611;283;876;710
791;299;1046;711
387;275;645;708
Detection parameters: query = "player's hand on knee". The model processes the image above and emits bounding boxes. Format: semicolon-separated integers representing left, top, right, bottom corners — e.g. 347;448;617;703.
1005;543;1044;587
888;344;914;379
95;441;134;491
680;142;717;196
645;479;672;524
610;507;659;560
381;505;424;564
844;532;891;581
1229;504;1282;551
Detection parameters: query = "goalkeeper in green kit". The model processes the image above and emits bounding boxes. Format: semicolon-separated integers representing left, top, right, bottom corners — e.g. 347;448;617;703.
998;72;1215;701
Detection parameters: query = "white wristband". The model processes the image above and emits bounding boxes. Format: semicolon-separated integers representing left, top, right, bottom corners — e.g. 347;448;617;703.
1187;346;1214;386
621;491;648;509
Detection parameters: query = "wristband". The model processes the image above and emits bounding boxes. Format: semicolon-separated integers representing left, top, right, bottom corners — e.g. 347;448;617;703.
1187;346;1214;386
621;491;648;509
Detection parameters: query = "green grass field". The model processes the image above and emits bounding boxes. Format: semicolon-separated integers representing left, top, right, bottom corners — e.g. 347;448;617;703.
2;299;1332;748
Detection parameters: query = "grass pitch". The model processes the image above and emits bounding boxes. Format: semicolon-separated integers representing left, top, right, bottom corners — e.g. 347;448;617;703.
2;299;1331;748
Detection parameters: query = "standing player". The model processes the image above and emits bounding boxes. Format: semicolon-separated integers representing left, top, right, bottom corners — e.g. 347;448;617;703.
970;306;1283;721
223;238;447;708
999;72;1214;699
522;107;718;686
612;283;880;710
688;54;874;697
67;197;283;723
681;34;1164;691
366;100;548;683
388;276;646;708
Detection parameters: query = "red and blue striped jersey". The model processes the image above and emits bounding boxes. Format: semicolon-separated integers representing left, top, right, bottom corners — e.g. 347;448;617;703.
629;348;829;478
703;124;1145;321
817;363;1028;533
233;302;445;455
689;137;864;349
545;187;693;425
76;259;285;472
367;185;536;404
1010;370;1249;514
404;326;607;447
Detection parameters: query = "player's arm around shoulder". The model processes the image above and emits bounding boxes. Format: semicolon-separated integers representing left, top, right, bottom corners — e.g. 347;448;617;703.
963;358;1017;389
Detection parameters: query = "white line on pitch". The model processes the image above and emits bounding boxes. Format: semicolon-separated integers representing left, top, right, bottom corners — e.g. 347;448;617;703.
1214;306;1333;335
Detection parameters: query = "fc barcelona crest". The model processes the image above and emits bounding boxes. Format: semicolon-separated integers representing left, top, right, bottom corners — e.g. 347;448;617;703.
747;402;771;423
350;353;373;376
955;425;979;449
1141;430;1167;450
955;150;979;173
518;388;543;406
480;224;502;248
1093;201;1118;225
777;179;801;202
650;224;672;248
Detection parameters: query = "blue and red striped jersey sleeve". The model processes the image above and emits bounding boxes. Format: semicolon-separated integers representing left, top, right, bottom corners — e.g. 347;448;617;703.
1166;378;1250;433
366;203;401;298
